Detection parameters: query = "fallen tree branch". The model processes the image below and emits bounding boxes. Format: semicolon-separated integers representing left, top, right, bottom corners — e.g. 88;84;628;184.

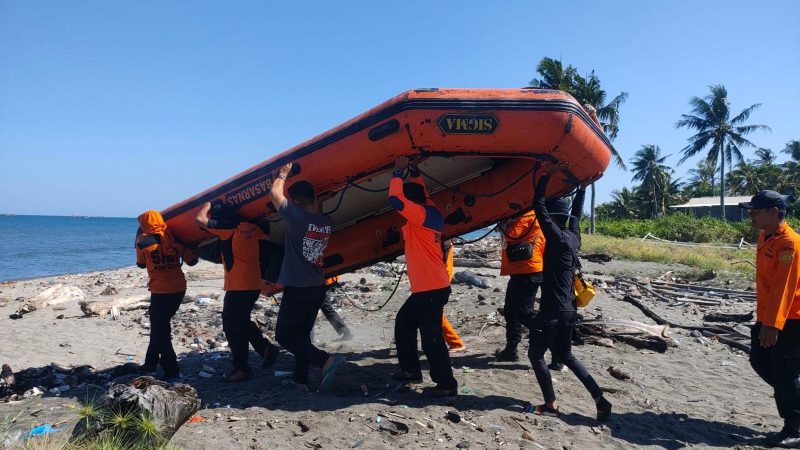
80;295;150;317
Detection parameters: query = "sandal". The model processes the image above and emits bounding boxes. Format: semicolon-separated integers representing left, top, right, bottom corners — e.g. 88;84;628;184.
280;378;308;391
319;355;344;392
225;369;250;383
391;370;423;384
525;403;560;417
422;385;458;398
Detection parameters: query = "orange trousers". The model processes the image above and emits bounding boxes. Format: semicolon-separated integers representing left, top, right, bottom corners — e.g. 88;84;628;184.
442;315;464;349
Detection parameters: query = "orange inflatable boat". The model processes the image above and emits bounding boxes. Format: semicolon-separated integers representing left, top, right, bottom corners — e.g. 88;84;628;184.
160;88;612;290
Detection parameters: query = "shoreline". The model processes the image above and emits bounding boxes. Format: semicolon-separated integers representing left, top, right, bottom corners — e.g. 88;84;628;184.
0;244;778;449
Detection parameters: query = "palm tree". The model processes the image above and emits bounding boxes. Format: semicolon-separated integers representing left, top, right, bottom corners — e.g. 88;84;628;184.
781;140;800;199
597;187;640;219
727;161;763;195
685;159;718;197
630;145;673;218
530;57;628;232
675;85;770;219
529;57;577;92
784;140;800;162
572;71;629;144
754;148;777;166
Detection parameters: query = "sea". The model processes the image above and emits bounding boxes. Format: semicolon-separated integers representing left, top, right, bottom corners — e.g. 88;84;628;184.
0;215;497;282
0;215;138;282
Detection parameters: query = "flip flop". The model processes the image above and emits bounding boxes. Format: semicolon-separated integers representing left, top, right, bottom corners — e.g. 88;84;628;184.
525;403;560;417
318;355;344;392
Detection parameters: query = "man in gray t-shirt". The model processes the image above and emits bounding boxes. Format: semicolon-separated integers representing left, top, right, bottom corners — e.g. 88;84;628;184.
277;200;332;287
269;162;342;391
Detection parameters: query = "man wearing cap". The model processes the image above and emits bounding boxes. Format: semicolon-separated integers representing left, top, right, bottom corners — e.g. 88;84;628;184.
741;190;800;448
388;156;458;398
270;163;343;392
525;162;612;421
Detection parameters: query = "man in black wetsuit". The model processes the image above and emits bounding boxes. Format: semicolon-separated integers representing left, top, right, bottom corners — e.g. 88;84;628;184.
527;162;612;420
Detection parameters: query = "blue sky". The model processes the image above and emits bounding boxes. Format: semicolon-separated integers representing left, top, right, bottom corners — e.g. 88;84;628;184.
1;1;798;217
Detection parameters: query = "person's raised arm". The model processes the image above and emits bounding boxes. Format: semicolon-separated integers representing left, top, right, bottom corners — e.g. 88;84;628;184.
388;156;428;226
270;163;292;212
195;202;211;229
532;162;571;241
584;104;603;129
569;187;586;235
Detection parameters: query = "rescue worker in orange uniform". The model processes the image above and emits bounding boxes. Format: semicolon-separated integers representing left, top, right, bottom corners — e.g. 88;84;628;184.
135;210;198;382
389;156;458;398
495;210;545;362
740;191;800;448
441;239;465;352
196;202;278;382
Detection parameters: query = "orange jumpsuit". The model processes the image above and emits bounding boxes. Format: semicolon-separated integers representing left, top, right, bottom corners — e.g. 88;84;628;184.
440;241;465;350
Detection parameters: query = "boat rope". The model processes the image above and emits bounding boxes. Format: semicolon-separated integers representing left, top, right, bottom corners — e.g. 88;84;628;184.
414;164;536;199
452;226;497;246
336;263;406;312
349;183;389;193
322;186;348;215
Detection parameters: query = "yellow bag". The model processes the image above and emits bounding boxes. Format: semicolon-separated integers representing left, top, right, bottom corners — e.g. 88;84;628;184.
573;272;596;308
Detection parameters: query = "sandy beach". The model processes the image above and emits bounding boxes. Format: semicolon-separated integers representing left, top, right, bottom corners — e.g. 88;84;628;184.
0;240;778;449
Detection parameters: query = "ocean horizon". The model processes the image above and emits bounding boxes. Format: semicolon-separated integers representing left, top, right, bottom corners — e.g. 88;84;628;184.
0;215;497;282
0;215;138;282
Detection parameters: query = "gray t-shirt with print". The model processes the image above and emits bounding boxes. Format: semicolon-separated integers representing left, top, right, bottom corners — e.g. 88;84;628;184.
277;201;332;287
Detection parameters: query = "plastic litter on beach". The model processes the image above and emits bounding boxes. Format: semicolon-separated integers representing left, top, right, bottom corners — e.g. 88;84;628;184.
195;297;214;306
197;371;214;378
274;370;292;377
29;424;60;437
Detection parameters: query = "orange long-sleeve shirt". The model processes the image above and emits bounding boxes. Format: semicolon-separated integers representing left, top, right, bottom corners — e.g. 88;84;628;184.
500;210;545;276
756;222;800;330
389;174;450;293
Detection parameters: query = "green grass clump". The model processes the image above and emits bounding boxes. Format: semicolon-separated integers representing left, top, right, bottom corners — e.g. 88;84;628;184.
581;233;755;276
590;214;799;243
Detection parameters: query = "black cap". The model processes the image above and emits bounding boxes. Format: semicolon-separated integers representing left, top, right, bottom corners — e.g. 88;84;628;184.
739;190;793;210
546;198;572;217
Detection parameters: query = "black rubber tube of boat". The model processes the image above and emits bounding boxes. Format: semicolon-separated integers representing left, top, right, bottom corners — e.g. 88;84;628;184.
337;263;406;312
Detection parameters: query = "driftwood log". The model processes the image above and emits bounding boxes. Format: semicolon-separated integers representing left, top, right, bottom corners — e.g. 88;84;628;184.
578;318;676;353
650;280;756;300
701;331;751;353
11;285;86;318
80;295;150;317
453;258;501;269
71;376;200;444
703;311;754;323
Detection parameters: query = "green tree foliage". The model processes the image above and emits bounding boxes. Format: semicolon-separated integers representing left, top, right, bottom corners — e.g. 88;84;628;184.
630;145;673;218
529;56;628;232
675;85;770;218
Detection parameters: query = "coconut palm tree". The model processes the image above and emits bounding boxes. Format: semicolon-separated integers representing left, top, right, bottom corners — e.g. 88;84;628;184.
597;187;640;219
529;57;628;232
630;145;673;218
685;158;718;197
529;57;577;92
754;148;777;166
780;140;800;199
727;161;763;195
675;85;770;219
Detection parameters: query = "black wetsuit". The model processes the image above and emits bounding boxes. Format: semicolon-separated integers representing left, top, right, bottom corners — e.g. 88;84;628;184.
529;174;602;403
